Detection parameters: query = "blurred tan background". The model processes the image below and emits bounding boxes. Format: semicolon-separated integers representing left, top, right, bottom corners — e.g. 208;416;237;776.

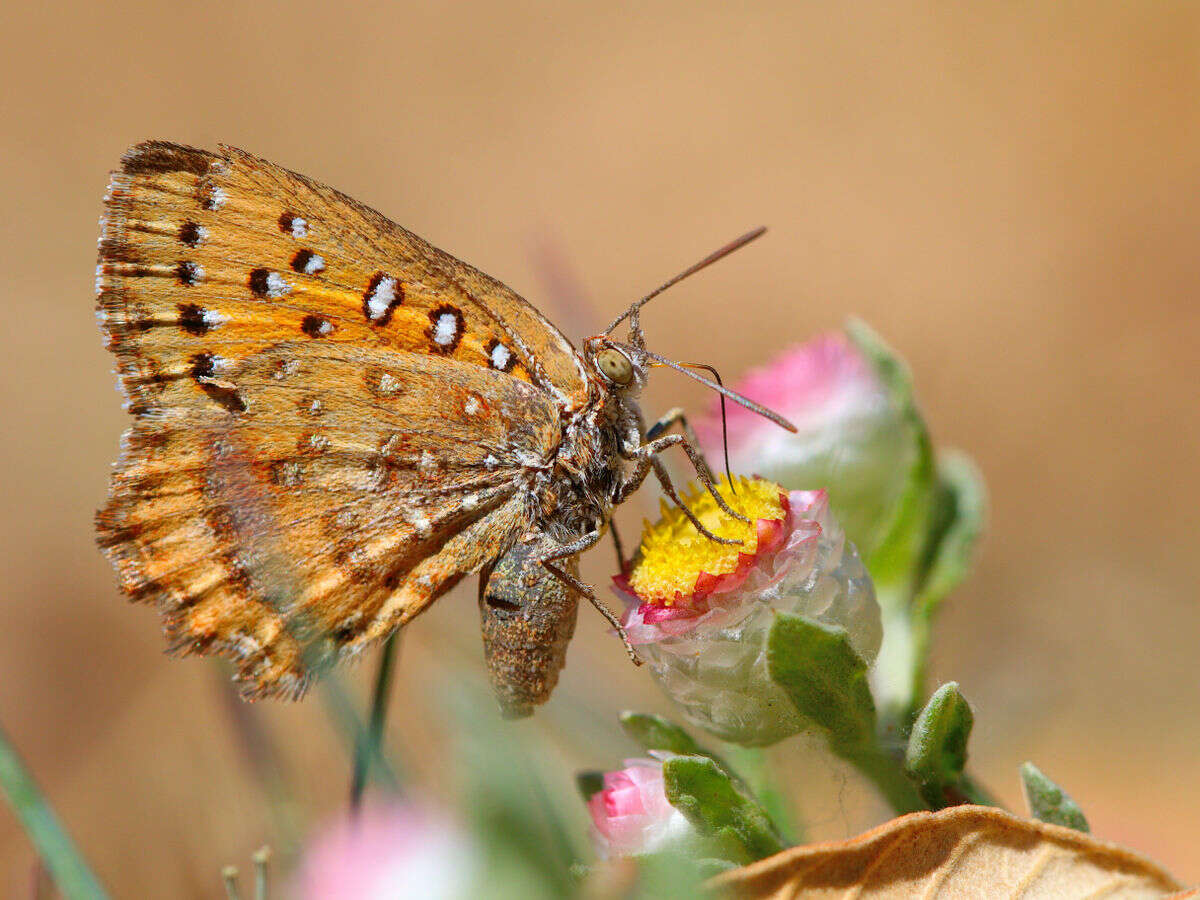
2;1;1198;895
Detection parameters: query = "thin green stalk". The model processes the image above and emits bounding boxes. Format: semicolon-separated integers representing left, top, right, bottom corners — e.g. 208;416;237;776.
722;746;801;845
0;720;108;899
833;741;925;816
958;772;1002;808
350;632;402;810
215;670;303;853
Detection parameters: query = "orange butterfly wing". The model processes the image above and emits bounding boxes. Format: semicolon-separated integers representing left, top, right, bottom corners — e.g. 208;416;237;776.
97;140;589;412
95;142;581;697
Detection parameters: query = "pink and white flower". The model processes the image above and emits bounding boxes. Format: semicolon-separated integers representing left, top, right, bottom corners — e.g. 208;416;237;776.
296;802;478;900
693;331;917;560
587;757;697;858
614;480;881;746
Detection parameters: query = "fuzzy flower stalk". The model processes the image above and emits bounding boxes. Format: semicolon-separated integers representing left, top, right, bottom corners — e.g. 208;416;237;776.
614;476;881;746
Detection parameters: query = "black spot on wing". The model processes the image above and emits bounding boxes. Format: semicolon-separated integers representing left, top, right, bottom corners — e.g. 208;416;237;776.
178;304;208;335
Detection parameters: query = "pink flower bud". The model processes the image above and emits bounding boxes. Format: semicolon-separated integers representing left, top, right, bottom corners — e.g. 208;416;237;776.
693;332;916;559
587;758;697;858
296;802;477;900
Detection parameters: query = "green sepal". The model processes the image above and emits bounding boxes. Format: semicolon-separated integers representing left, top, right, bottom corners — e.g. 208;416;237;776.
619;712;706;757
913;451;988;618
661;755;786;862
1021;762;1090;832
846;318;936;591
766;613;876;750
904;682;973;808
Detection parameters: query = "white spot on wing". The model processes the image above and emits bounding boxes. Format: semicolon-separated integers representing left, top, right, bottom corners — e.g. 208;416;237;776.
290;217;309;239
202;308;226;328
301;253;325;274
483;454;499;470
463;395;481;416
265;272;292;297
489;342;511;370
433;312;458;346
377;372;402;394
418;450;437;474
366;276;398;320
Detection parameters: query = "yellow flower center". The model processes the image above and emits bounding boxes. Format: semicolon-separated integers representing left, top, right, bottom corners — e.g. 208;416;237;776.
628;475;786;605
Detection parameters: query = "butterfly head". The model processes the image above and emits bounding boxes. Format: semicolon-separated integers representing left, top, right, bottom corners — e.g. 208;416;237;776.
583;337;649;394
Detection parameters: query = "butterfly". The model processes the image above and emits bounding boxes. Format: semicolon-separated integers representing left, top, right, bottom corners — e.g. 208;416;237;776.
94;141;794;710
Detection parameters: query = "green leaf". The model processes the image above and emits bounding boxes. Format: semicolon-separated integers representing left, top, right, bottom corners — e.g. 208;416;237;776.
721;746;800;845
846;320;937;593
661;755;785;862
630;850;721;900
575;770;605;802
914;451;988;618
905;682;974;808
1021;763;1090;833
0;720;108;899
619;712;705;756
766;613;876;749
448;687;585;900
845;317;915;404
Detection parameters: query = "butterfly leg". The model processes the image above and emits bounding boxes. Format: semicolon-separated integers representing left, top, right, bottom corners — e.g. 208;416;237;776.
645;407;716;482
620;433;751;529
613;445;738;547
538;533;642;666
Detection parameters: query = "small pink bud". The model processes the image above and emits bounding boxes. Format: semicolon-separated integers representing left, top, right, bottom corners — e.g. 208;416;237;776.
587;758;697;858
694;331;916;559
296;802;477;900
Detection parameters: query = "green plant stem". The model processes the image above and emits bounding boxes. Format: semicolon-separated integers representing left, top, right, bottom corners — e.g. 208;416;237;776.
215;670;302;853
0;720;108;899
722;746;801;845
869;586;918;729
350;632;401;810
833;741;925;816
958;772;1002;807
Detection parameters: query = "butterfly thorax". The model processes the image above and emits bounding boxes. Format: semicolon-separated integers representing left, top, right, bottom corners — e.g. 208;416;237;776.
538;389;633;545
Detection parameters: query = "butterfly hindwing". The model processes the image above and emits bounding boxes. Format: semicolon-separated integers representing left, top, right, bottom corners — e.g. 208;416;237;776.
98;341;561;698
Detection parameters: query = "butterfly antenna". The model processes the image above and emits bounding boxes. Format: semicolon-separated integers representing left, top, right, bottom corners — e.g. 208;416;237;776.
604;227;768;339
680;363;736;494
617;342;797;433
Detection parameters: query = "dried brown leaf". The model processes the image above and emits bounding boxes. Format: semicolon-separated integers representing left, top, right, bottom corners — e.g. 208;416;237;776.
709;805;1185;899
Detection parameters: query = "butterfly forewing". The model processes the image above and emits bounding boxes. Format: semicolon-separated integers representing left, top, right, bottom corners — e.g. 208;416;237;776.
97;141;589;413
96;142;579;698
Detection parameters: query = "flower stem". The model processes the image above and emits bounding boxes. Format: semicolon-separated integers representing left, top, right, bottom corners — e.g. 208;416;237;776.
350;632;402;811
833;740;925;816
0;720;108;899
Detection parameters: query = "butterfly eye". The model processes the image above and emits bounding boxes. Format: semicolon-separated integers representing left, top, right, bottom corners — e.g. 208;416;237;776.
596;347;634;386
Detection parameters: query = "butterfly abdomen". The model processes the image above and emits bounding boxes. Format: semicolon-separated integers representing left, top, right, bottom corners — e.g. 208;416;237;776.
478;536;580;718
